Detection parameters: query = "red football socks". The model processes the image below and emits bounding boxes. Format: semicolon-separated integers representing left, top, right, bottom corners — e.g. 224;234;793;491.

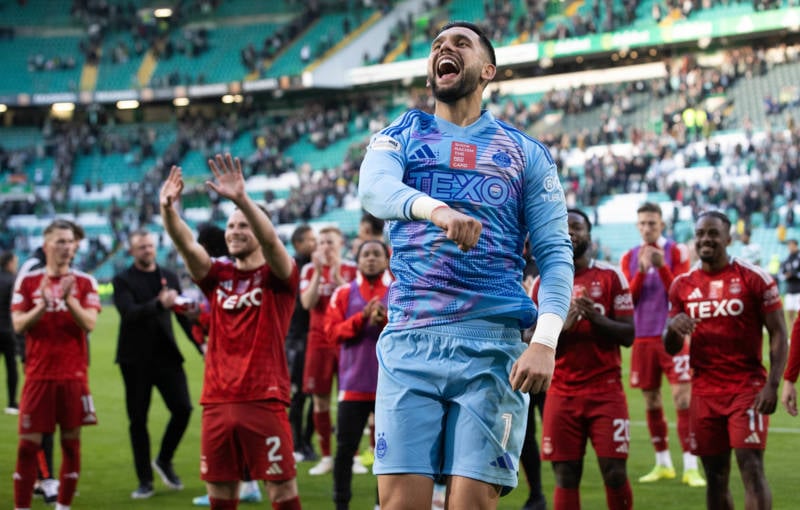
605;480;633;510
58;438;81;506
676;408;692;452
554;486;580;510
272;496;302;510
314;411;332;457
646;408;669;452
14;439;40;508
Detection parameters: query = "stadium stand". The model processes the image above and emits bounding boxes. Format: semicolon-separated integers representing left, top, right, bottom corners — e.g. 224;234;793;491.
3;1;800;284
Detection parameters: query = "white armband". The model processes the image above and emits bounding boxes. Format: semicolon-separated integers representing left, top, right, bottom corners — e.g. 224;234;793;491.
410;195;448;220
530;312;563;350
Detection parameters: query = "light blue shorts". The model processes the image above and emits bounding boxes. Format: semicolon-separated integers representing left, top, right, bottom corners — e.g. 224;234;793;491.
372;320;529;494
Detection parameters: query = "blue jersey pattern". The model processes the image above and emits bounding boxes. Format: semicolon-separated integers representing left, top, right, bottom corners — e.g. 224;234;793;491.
358;109;573;330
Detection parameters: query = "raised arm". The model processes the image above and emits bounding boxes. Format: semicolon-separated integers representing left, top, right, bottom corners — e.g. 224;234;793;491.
159;165;212;281
206;154;293;280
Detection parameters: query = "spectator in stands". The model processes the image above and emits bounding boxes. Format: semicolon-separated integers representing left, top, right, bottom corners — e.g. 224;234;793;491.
620;202;705;487
781;239;800;326
0;250;20;415
738;229;762;267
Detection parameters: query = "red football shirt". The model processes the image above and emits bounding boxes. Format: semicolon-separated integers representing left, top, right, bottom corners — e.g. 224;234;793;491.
532;260;634;395
785;316;800;383
300;260;357;350
197;259;299;405
668;258;782;395
12;269;101;382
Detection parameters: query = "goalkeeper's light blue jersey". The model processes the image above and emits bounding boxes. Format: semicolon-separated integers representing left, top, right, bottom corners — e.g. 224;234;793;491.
358;109;573;331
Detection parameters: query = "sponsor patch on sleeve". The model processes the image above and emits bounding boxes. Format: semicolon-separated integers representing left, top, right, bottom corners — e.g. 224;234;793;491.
368;134;401;152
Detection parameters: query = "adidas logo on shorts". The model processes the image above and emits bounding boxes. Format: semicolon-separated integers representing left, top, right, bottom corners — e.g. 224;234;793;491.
490;453;516;471
266;463;284;476
616;443;629;454
744;432;761;444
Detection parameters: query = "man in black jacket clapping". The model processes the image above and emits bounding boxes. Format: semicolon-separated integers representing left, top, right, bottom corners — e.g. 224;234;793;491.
113;229;200;499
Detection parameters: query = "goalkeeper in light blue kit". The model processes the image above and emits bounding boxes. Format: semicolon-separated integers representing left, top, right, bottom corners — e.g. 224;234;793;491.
358;21;574;510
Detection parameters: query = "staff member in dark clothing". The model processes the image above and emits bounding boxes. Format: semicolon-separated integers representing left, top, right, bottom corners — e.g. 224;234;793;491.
287;224;318;462
113;229;200;499
0;250;20;414
781;239;800;326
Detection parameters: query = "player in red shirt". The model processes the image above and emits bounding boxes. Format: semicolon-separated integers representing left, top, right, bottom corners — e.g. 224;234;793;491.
664;210;787;510
619;202;703;486
781;316;800;416
531;209;634;510
160;153;302;510
300;226;357;476
11;219;101;510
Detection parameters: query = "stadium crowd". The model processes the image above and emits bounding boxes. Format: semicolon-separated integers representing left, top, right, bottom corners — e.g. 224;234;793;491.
6;4;800;509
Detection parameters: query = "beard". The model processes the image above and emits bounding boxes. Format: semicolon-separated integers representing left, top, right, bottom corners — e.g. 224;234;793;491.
229;244;257;261
429;67;482;104
572;239;591;260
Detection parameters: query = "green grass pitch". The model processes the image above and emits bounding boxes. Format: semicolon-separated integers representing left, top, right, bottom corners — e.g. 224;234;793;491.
1;309;799;508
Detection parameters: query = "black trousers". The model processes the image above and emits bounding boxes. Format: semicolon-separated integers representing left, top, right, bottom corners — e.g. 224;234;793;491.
120;361;193;485
333;399;375;510
0;330;18;407
520;391;547;502
287;344;314;451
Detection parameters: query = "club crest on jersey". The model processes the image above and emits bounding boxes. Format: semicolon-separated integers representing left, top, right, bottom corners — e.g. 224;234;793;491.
375;433;388;459
590;281;603;298
492;150;512;168
729;278;742;294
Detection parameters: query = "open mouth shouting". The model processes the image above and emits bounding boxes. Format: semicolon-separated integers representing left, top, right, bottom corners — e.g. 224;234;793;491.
436;56;461;82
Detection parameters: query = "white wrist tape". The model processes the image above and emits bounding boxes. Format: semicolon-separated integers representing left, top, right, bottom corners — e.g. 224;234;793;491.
411;195;448;220
530;312;563;350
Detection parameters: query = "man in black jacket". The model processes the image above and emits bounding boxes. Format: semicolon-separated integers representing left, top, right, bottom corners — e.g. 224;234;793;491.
113;229;200;499
286;224;318;462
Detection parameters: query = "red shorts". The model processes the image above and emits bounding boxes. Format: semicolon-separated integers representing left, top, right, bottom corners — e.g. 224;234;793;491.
201;400;296;482
302;347;337;395
629;336;691;389
541;385;630;461
19;379;98;434
689;390;769;456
